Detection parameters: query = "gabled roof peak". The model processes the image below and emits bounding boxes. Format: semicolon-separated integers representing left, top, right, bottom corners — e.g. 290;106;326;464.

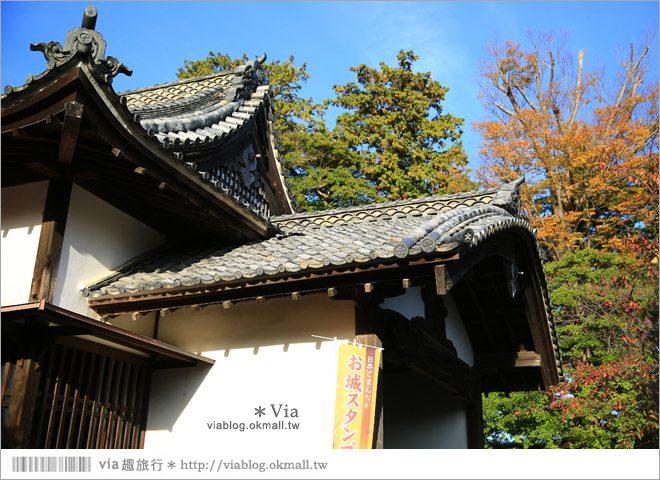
6;5;132;96
118;53;269;98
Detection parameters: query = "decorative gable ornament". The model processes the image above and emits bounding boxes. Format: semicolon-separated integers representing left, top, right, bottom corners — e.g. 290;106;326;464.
27;6;131;87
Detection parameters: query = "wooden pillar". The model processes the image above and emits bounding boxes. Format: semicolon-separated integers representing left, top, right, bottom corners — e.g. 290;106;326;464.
466;377;484;449
2;357;42;448
29;178;72;303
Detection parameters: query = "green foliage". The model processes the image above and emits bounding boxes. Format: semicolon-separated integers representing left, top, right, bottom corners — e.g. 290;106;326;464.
282;126;380;211
483;249;659;449
483;391;563;448
547;250;659;448
329;50;474;200
546;250;657;364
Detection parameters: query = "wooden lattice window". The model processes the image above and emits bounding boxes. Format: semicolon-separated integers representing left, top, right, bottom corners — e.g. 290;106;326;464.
28;337;152;449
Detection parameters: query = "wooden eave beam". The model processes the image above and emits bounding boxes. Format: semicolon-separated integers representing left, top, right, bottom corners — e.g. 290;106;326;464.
455;232;560;388
474;350;542;370
70;147;237;238
26;160;65;178
435;239;518;296
521;270;559;388
2;66;272;241
1;301;214;368
253;109;292;215
87;253;461;316
1;67;82;129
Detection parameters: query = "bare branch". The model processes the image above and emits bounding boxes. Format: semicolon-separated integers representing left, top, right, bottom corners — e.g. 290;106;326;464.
494;101;516;118
567;49;584;130
534;55;546;117
514;85;538;113
490;77;508;95
606;43;650;133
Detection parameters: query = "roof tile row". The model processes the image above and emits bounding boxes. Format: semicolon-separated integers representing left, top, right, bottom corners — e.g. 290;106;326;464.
83;179;533;298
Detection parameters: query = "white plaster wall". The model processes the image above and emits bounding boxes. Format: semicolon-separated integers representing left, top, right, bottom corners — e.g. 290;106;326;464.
106;310;158;339
140;294;356;450
384;369;468;449
1;181;48;306
52;185;165;317
444;294;474;366
381;286;425;320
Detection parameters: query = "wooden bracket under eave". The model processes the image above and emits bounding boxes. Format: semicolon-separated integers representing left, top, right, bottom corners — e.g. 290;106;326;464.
58;101;84;164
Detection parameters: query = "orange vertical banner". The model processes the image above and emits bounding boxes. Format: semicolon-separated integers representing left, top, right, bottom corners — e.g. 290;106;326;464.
332;343;381;449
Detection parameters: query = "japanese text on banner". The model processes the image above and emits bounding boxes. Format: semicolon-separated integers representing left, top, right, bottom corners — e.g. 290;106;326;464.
333;343;380;449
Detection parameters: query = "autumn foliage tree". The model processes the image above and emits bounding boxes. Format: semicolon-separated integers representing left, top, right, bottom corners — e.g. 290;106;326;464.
477;33;659;449
474;33;658;261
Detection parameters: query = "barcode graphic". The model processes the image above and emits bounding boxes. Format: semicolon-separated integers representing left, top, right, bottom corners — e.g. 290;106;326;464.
11;456;92;473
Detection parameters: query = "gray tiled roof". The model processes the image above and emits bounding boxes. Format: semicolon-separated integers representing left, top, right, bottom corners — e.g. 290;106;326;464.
1;10;291;221
83;178;533;297
118;61;270;152
116;61;279;219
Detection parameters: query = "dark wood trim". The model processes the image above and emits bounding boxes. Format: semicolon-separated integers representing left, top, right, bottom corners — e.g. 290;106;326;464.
29;178;73;303
138;365;153;448
466;378;484;449
73;70;272;240
475;350;542;369
435;264;451;295
1;68;81;120
438;241;517;297
87;253;461;315
1;301;214;368
255;105;294;215
376;308;479;403
420;284;454;351
515;234;561;388
58;101;84;164
55;336;150;366
251;119;284;215
521;277;556;388
3;64;275;242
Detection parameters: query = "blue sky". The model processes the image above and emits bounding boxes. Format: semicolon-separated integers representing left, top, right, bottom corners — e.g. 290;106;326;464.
2;1;658;175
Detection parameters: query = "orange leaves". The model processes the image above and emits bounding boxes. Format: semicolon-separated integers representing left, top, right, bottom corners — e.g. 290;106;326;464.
476;33;658;262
